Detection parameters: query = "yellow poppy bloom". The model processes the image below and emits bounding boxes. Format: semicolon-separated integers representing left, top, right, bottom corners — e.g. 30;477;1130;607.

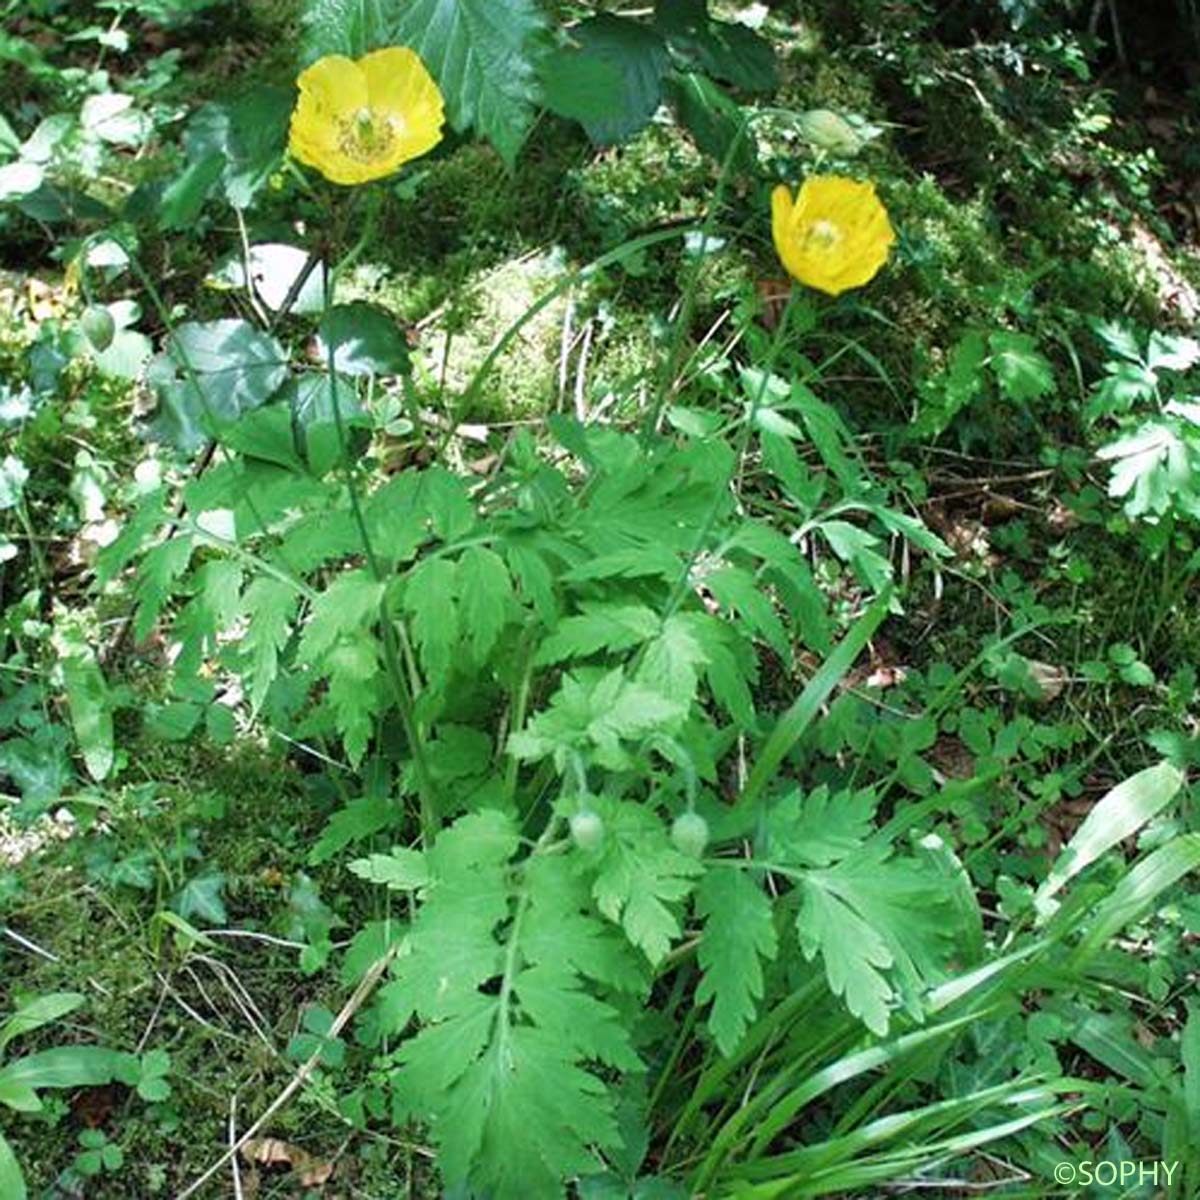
289;47;445;186
771;176;895;296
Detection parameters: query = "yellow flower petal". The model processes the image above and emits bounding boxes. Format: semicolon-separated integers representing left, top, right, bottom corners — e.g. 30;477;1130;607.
288;48;445;187
771;174;895;296
296;55;368;118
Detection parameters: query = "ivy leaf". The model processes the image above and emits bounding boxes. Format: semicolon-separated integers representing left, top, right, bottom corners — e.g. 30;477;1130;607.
174;873;228;926
0;725;75;813
696;869;777;1056
987;331;1055;402
590;801;702;964
393;0;545;166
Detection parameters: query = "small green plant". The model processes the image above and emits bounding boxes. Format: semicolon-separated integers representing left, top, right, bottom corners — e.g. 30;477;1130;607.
73;1128;124;1178
0;993;128;1198
1089;321;1200;524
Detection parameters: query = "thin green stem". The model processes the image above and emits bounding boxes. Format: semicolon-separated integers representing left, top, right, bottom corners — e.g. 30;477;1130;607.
320;257;440;844
655;291;799;630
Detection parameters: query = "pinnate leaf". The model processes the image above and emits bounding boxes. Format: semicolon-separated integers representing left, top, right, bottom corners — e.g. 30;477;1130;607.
696;868;777;1055
590;801;702;964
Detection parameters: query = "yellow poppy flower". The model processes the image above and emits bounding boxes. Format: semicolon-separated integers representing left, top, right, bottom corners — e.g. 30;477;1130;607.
289;47;445;186
771;176;895;296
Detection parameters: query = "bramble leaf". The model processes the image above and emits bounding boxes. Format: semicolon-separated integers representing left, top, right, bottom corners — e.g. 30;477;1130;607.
393;0;545;166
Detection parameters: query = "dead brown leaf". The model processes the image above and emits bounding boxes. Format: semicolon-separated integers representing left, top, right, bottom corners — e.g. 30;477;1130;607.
1026;660;1068;703
242;1137;335;1188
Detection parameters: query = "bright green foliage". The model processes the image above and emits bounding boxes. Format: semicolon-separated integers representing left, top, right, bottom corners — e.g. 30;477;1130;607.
0;995;145;1198
535;603;661;665
301;0;390;61
766;785;877;867
759;786;958;1036
378;811;645;1199
696;869;777;1055
457;546;513;661
147;320;289;452
589;800;703;964
544;15;670;147
538;0;775;154
348;847;429;889
53;616;113;783
1088;323;1200;523
508;669;686;773
239;577;298;714
986;331;1056;402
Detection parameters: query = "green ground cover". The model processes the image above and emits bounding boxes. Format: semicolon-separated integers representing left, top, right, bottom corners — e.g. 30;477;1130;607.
2;1;1200;1196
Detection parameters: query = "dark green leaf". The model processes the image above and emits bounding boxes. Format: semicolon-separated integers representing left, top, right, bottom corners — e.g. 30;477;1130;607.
158;152;224;230
542;16;670;146
174;873;228;926
182;87;291;210
317;302;411;377
145;701;202;741
301;0;390;59
654;0;777;92
148;319;289;452
667;72;755;170
393;0;545;166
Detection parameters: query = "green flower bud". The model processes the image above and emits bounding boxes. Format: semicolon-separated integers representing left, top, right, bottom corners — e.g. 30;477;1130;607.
671;811;709;858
